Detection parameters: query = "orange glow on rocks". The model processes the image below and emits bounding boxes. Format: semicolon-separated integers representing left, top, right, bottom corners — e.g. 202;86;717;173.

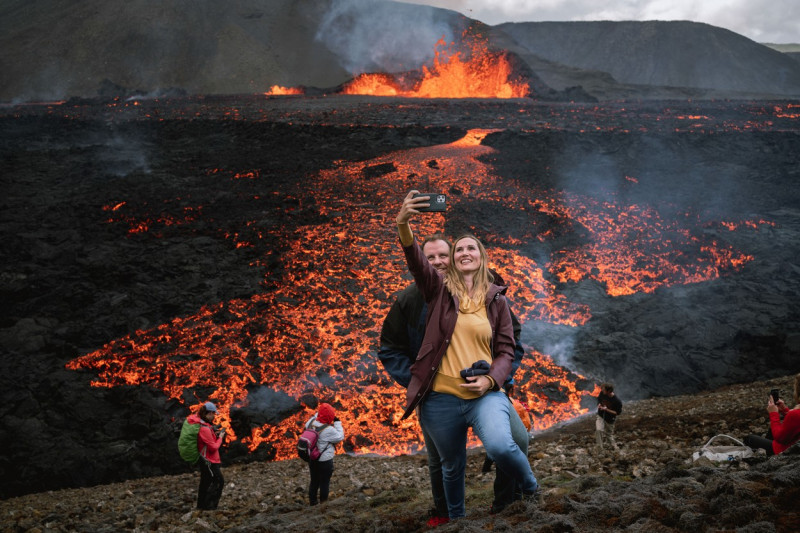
68;128;767;461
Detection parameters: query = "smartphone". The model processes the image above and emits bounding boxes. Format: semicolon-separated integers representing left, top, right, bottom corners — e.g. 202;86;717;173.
770;388;780;402
413;192;447;212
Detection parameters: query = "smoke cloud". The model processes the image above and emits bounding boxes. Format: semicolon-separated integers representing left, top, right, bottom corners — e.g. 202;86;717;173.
315;0;463;74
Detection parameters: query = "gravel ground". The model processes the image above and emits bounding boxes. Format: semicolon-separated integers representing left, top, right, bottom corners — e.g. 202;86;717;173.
2;374;798;533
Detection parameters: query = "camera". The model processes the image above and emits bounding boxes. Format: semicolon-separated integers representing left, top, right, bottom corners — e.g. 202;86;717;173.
460;360;490;379
412;192;447;212
770;388;780;402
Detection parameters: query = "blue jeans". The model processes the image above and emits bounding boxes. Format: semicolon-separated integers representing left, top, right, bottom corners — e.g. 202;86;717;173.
419;391;539;519
419;413;448;518
493;400;530;510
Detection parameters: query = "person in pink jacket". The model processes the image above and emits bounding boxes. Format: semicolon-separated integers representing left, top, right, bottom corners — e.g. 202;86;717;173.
188;402;226;510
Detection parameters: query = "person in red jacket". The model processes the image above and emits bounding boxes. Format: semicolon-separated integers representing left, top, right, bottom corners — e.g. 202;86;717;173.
188;402;227;510
745;374;800;456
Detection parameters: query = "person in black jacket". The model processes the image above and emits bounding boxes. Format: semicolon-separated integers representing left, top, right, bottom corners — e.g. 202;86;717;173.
378;232;530;523
596;383;623;451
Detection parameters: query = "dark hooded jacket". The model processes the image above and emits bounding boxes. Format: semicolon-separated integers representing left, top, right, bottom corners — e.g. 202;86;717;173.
401;238;515;419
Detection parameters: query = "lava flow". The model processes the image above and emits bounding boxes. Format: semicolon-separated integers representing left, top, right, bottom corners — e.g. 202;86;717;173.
341;35;530;99
67;128;768;461
265;85;304;96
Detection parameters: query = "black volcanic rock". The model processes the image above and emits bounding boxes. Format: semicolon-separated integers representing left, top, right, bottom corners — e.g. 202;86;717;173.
2;96;800;501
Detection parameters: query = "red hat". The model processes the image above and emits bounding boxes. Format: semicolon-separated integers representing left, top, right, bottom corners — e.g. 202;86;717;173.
317;403;336;424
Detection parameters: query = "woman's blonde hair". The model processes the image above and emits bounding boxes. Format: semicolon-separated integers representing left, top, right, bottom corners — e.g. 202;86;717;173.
444;234;494;302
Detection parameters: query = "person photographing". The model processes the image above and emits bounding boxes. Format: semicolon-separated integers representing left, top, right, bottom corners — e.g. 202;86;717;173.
393;191;539;520
745;374;800;456
596;383;622;452
192;402;226;510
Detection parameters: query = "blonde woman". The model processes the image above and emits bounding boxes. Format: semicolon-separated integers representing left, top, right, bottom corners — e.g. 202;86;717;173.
394;191;539;519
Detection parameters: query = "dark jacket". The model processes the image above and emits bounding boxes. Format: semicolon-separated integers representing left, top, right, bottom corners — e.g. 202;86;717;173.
378;283;428;388
401;238;516;419
597;392;623;424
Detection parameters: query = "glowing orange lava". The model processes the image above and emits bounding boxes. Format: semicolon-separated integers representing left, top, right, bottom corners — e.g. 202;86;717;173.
342;36;530;99
265;85;304;96
71;128;768;461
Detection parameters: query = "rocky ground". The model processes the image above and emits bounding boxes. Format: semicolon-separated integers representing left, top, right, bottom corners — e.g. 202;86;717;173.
2;374;798;532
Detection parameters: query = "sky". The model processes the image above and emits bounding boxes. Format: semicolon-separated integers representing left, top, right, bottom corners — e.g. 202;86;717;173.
403;0;799;44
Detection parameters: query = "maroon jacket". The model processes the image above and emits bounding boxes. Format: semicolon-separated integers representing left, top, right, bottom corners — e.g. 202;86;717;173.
401;238;516;419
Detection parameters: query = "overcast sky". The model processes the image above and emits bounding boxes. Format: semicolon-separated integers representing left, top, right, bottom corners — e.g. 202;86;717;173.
403;0;799;44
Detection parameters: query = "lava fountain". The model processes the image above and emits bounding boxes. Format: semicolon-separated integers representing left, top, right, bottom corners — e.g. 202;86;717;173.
341;35;530;99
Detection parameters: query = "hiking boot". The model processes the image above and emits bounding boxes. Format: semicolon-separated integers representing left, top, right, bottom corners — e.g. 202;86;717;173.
426;516;450;527
522;488;542;504
489;503;507;514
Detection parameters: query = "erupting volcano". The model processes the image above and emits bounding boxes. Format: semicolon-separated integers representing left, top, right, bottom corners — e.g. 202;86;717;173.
261;32;531;100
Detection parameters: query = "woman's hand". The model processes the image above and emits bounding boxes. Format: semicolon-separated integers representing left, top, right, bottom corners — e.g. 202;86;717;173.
396;190;429;224
767;396;779;413
461;375;492;395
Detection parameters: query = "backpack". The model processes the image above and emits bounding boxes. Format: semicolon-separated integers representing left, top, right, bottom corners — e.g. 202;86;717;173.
178;418;203;464
692;434;754;463
297;418;330;462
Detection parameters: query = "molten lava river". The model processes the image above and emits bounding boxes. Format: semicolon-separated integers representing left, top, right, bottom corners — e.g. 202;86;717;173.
67;128;767;460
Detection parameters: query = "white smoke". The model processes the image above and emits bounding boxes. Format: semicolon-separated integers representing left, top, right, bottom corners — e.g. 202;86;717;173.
99;134;151;177
315;0;462;74
523;321;578;368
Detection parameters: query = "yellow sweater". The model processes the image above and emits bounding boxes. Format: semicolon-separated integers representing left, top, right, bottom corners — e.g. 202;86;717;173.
432;300;493;399
397;221;495;398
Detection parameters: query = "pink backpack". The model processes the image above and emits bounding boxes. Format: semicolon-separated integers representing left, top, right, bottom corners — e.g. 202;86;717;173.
297;418;330;462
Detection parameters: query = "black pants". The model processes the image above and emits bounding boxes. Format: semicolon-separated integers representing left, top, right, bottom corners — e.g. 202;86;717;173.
308;459;334;505
482;457;522;512
744;434;775;456
493;462;521;510
197;460;224;510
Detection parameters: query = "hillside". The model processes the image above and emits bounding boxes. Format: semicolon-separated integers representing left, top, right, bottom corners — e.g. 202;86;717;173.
496;21;800;97
0;0;350;101
1;374;798;532
764;44;800;65
2;0;800;101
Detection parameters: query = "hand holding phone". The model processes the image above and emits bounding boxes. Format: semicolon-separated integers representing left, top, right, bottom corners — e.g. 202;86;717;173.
770;388;780;403
412;192;447;212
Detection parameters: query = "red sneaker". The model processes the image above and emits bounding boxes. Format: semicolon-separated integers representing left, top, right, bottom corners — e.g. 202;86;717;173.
426;516;450;527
